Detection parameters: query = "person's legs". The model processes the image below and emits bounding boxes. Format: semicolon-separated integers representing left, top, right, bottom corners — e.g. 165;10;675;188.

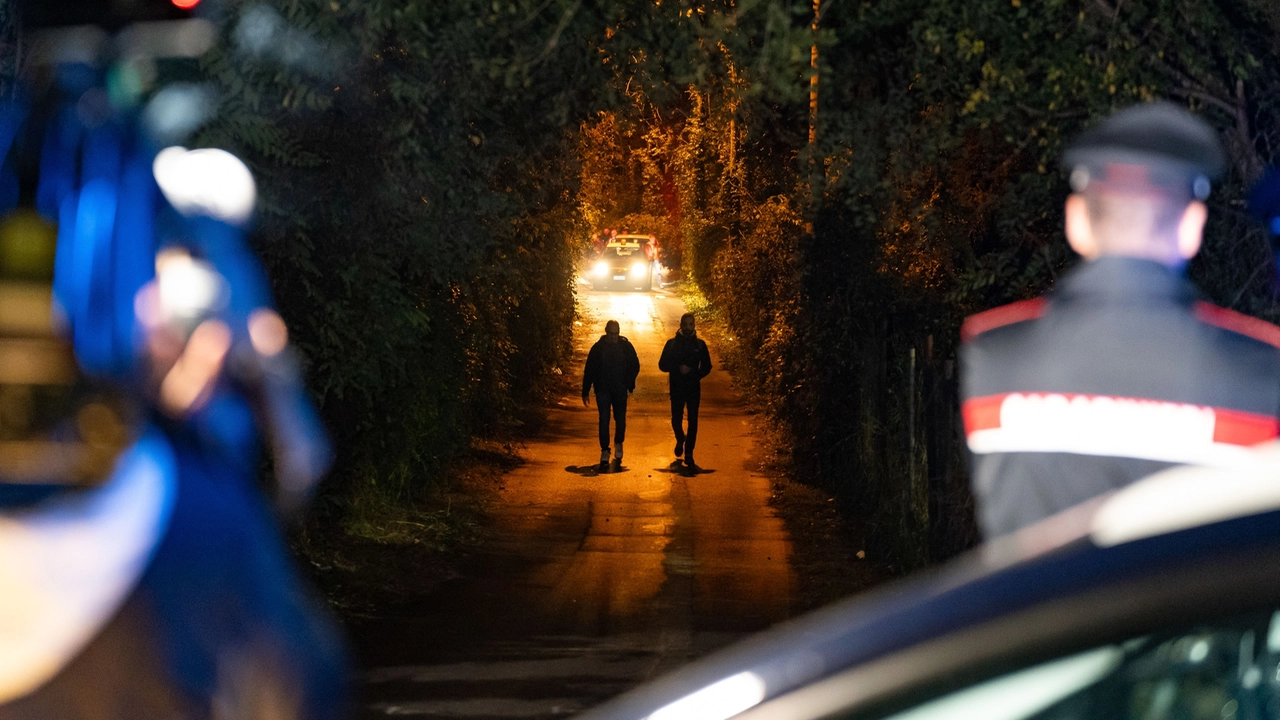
684;391;701;464
613;392;627;459
596;391;612;462
670;393;687;456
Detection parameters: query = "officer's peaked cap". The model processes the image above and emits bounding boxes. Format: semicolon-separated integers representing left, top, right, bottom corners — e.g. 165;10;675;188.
1064;102;1226;200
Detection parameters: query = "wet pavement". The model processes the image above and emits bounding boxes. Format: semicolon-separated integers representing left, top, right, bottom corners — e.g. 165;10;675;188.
353;289;796;719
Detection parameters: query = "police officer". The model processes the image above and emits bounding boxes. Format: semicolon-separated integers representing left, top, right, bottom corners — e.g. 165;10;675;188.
582;320;641;469
960;102;1280;539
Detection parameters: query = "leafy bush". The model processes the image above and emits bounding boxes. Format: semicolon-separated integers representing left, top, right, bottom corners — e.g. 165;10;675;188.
574;0;1280;572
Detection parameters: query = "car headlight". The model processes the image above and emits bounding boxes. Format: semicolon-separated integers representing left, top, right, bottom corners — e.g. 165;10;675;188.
593;261;609;277
631;262;647;277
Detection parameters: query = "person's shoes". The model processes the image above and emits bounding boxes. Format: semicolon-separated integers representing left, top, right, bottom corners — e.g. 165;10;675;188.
610;457;622;471
674;439;684;458
599;449;610;469
684;454;697;470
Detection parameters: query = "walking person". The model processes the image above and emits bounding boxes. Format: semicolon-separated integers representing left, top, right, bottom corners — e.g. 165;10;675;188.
659;313;713;468
582;320;641;470
960;102;1280;539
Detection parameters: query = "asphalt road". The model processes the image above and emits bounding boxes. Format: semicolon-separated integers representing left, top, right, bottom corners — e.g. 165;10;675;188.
356;288;796;719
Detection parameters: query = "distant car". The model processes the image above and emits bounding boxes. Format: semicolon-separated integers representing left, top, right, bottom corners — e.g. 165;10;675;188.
575;447;1280;720
590;237;656;291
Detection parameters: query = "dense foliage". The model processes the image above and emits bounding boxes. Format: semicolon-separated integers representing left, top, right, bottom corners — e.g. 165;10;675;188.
572;0;1280;569
197;1;595;514
190;0;811;531
141;0;1280;566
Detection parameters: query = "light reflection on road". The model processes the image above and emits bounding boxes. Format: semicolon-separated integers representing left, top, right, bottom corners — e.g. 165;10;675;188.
358;288;795;719
496;288;793;636
596;291;664;337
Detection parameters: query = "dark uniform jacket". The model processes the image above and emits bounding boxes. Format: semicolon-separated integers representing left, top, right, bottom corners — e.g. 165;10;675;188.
582;335;641;397
658;332;712;394
961;257;1280;539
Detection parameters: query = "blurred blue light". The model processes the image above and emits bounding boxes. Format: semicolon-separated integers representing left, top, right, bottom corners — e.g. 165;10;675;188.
113;154;159;365
71;179;117;372
37;109;82;220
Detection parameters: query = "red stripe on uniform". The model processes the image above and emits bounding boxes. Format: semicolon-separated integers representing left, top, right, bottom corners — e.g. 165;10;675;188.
961;298;1047;343
1212;407;1280;446
963;393;1280;447
1194;301;1280;349
962;394;1006;433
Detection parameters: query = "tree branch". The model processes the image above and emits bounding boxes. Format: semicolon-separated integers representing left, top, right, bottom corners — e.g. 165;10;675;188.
514;0;558;33
1167;85;1240;119
528;0;581;68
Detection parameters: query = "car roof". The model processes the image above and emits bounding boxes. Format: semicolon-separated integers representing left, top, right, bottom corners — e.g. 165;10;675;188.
575;442;1280;720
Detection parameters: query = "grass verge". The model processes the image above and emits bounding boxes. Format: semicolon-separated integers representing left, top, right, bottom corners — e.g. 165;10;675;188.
290;441;522;619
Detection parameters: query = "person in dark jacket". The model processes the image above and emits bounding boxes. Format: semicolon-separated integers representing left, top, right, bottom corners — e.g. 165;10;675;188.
582;320;641;469
960;102;1280;539
659;313;713;468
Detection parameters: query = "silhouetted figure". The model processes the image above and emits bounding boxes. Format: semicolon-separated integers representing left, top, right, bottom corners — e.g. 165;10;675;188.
961;102;1280;539
582;320;640;469
659;313;712;468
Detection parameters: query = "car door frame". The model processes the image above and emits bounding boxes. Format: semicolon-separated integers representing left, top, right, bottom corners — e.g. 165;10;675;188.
736;515;1280;720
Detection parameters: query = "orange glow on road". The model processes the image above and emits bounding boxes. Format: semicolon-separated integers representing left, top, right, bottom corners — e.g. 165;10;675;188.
484;290;793;632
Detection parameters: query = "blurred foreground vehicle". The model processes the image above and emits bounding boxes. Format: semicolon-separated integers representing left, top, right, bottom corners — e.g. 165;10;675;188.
577;449;1280;720
0;1;348;717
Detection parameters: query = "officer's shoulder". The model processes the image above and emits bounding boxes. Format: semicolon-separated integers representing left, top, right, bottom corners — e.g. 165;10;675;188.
961;298;1048;343
1192;301;1280;349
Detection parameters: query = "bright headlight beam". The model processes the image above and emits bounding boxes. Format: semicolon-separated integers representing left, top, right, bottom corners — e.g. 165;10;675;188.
631;262;647;277
648;672;767;720
594;261;610;277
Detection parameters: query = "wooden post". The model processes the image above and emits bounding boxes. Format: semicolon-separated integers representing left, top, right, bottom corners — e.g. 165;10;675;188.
805;0;820;233
908;346;916;485
808;0;819;148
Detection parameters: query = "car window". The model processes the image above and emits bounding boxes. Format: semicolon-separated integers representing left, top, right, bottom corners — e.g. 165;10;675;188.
881;647;1122;720
865;610;1280;720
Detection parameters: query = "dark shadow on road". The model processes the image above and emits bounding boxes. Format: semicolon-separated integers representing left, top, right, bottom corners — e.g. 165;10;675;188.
565;463;633;476
653;461;716;477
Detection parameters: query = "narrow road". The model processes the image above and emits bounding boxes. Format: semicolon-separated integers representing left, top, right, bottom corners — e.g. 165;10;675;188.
354;289;796;719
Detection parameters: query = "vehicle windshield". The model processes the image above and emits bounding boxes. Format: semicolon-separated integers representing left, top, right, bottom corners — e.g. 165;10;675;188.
872;609;1280;720
604;243;649;259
